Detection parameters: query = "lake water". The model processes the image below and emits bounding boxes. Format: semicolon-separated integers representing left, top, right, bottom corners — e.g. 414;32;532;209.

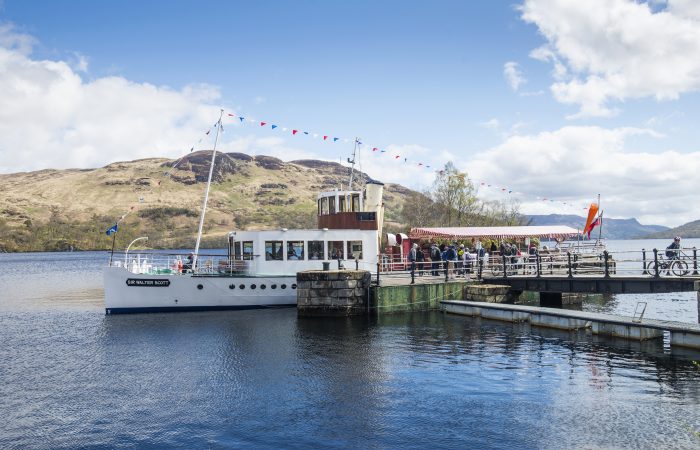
1;243;699;448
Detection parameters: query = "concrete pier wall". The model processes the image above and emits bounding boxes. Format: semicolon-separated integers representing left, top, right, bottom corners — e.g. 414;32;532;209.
443;300;700;348
297;270;372;316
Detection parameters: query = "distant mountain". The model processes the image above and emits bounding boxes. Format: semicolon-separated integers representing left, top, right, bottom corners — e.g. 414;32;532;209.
642;219;700;239
526;214;669;240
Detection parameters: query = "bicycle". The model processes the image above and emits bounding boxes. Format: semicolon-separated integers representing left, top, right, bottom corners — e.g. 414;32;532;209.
646;253;689;277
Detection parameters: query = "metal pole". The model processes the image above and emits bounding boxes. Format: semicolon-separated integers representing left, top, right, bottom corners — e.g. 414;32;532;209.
693;247;698;276
603;250;610;278
653;249;660;278
109;232;116;266
642;249;647;275
536;254;541;278
376;261;380;286
445;261;449;282
567;252;573;278
502;254;508;278
411;261;415;284
478;257;483;281
193;109;224;269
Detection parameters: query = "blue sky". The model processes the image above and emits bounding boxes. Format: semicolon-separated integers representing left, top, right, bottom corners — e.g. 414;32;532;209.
2;0;700;226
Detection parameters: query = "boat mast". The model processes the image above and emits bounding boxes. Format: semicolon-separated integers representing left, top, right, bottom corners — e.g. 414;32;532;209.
193;109;224;269
347;137;360;190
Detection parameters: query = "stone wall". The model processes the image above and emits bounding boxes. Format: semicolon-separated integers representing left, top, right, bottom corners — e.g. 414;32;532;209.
463;284;519;304
297;270;372;316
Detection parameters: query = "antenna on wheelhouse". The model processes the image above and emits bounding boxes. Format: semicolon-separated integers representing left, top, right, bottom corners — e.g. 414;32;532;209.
347;137;360;191
193;109;224;269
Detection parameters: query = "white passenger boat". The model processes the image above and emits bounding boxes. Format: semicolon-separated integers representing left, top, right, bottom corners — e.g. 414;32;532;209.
104;116;384;314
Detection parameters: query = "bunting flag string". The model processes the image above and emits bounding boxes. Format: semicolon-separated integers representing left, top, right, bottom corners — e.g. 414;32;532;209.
177;109;591;211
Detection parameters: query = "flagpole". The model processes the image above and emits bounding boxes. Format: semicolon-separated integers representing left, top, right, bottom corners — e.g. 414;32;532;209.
597;193;602;243
193;109;224;270
109;232;116;266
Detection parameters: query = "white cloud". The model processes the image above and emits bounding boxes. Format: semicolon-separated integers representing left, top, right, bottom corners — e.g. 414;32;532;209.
465;125;699;226
520;0;700;117
479;118;500;130
503;61;526;91
0;26;227;173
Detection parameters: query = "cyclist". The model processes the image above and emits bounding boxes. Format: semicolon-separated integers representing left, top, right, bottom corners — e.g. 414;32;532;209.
665;236;681;260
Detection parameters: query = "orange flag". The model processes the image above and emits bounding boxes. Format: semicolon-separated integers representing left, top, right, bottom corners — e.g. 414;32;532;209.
583;203;599;235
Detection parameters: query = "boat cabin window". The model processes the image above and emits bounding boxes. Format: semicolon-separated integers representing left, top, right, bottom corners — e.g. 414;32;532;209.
339;196;346;212
265;241;284;261
242;241;254;260
351;194;360;212
347;241;363;260
287;241;305;260
319;197;329;215
308;241;325;260
329;196;336;214
329;241;344;260
232;241;242;260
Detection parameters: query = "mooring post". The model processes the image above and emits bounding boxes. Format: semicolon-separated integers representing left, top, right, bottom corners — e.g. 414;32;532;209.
653;249;660;278
693;247;698;276
410;261;415;285
478;258;483;281
355;258;359;270
567;252;573;278
376;261;380;286
642;249;647;275
603;250;610;278
445;261;449;282
502;254;508;278
536;254;542;278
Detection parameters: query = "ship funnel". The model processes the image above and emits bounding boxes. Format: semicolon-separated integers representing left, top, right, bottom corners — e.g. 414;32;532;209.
365;181;384;232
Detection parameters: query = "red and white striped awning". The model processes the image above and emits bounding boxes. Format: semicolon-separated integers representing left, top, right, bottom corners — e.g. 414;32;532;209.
409;226;580;240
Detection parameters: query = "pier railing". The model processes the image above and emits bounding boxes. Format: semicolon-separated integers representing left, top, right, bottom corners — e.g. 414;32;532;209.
371;247;700;285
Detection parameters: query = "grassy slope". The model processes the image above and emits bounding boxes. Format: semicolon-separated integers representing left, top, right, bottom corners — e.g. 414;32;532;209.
0;152;412;251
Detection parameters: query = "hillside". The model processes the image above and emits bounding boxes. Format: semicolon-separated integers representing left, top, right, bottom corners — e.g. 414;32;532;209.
526;214;668;239
643;219;700;239
0;152;415;252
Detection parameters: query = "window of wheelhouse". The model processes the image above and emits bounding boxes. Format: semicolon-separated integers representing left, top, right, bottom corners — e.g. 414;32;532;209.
287;241;305;260
265;241;284;261
328;241;344;260
308;241;325;260
328;196;336;214
320;197;329;215
242;241;254;260
339;196;346;212
351;194;360;212
232;241;242;260
347;241;363;260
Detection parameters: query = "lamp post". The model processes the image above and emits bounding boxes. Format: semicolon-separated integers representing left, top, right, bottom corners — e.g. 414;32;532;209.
125;236;149;266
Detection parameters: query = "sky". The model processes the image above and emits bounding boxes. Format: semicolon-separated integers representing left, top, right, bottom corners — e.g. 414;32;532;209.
1;0;700;227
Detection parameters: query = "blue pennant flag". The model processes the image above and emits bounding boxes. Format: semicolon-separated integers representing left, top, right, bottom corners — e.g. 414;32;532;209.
333;137;339;142
106;223;118;236
303;131;309;135
239;116;245;122
271;124;277;129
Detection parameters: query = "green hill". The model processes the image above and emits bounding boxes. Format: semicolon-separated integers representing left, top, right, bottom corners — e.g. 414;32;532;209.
0;151;415;252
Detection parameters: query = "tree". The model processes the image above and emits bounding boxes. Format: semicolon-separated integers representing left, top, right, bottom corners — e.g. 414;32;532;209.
431;162;479;226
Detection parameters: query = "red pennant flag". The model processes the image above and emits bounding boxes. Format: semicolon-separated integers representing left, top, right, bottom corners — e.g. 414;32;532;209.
587;217;601;238
395;155;400;159
418;163;423;166
323;136;328;140
292;130;298;135
260;122;266;126
227;113;235;116
372;147;378;151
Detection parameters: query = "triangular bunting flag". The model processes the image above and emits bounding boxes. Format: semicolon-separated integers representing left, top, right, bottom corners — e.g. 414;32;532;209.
333;137;339;142
260;122;266;126
271;125;277;129
372;148;378;151
323;136;328;140
292;130;298;135
239;117;245;122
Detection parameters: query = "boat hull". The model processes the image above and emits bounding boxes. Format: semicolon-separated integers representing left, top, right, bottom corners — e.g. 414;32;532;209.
104;266;297;314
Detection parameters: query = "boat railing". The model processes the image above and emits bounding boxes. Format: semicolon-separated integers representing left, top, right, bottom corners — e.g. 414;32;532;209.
110;251;258;276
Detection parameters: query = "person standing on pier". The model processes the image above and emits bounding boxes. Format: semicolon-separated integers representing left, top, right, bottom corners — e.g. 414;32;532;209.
409;243;418;276
430;243;441;276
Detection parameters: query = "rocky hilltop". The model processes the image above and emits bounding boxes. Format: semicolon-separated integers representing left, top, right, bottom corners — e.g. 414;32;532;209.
0;152;414;252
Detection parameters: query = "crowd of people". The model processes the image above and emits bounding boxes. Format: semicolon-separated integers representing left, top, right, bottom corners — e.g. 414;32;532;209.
406;238;557;279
